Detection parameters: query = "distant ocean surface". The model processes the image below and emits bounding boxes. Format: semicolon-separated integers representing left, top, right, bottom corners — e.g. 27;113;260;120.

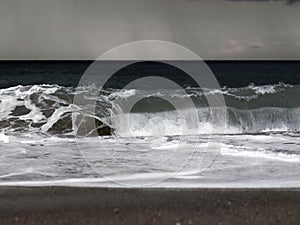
0;61;299;187
1;61;300;88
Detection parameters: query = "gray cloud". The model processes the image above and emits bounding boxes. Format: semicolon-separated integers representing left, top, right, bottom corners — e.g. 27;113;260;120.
225;0;300;5
0;0;300;60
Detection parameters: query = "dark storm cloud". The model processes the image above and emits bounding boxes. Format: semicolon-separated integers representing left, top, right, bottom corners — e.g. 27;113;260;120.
225;0;300;5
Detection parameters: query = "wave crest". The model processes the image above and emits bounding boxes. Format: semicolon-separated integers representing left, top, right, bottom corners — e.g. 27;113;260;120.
0;84;299;136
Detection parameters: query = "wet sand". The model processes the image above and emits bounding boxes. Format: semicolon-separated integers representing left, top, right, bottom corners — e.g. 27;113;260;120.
0;187;299;225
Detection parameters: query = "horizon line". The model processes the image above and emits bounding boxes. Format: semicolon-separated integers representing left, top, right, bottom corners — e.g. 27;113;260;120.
0;59;300;62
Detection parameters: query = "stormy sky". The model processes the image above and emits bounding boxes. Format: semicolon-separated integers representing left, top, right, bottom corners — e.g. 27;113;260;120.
0;0;299;60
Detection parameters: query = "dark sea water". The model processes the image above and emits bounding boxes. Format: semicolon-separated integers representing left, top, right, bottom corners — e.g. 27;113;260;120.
1;61;300;88
0;61;299;187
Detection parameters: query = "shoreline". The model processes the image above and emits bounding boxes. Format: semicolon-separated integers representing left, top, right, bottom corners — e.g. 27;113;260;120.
0;187;299;225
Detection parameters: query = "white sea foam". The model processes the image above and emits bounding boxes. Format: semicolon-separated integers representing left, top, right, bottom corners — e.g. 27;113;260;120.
0;133;9;143
220;144;300;162
0;132;299;187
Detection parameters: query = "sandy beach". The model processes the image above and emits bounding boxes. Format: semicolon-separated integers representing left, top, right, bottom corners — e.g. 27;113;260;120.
0;187;299;225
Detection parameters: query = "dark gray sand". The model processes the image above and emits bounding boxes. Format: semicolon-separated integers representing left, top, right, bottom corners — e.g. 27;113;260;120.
0;187;299;225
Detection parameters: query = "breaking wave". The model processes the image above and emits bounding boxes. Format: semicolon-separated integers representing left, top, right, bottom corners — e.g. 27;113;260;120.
0;83;300;137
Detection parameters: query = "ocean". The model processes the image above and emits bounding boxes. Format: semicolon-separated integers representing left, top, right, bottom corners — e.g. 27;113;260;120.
0;61;299;187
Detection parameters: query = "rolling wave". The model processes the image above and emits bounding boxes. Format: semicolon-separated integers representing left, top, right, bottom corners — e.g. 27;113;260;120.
0;83;299;136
